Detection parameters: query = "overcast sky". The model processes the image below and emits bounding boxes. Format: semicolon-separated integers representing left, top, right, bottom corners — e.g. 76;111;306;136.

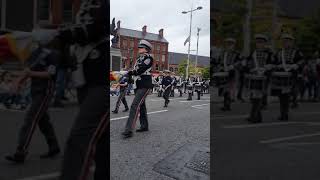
110;0;210;57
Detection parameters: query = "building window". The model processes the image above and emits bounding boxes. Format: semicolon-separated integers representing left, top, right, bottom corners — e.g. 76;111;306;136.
37;0;50;21
63;0;73;23
130;40;134;48
162;55;165;62
123;39;127;48
129;49;133;58
156;64;159;71
162;44;166;52
157;44;161;52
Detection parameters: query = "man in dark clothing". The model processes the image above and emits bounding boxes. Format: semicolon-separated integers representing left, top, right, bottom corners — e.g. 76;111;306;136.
162;70;173;107
5;39;61;163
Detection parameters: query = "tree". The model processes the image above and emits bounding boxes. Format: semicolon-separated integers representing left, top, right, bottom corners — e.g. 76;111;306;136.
177;59;196;77
294;10;320;58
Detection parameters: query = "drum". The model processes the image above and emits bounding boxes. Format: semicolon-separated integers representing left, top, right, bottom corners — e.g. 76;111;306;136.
212;72;228;87
244;74;267;91
270;72;292;96
195;83;202;91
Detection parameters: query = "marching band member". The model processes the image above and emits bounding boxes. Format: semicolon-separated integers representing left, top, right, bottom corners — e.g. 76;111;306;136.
122;40;153;138
186;77;194;100
162;70;173;107
245;34;274;123
273;33;304;121
170;72;176;97
215;38;242;111
112;73;129;114
5;37;61;163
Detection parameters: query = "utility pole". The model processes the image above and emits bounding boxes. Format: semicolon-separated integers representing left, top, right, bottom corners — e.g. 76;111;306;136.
195;27;201;73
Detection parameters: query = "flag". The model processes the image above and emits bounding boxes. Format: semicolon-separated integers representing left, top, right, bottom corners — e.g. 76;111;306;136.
0;31;33;62
184;35;190;46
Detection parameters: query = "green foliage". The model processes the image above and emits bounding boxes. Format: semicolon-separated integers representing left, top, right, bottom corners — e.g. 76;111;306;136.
294;9;320;57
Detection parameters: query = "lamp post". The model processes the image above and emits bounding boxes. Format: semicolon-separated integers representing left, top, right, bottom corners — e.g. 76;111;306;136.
182;5;202;80
195;27;201;73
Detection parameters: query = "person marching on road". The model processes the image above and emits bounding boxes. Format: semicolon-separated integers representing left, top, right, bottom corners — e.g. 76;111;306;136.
5;36;61;163
112;73;129;114
157;72;164;97
186;77;194;101
177;75;183;97
122;40;154;138
162;70;173;107
245;34;274;123
170;72;176;97
215;38;242;111
195;77;202;100
273;33;304;121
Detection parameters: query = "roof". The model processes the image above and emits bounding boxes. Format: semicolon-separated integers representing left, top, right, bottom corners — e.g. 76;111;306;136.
168;52;210;67
119;28;169;43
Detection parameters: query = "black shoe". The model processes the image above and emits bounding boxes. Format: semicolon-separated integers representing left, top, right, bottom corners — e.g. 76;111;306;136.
112;110;118;114
164;104;168;108
136;128;149;132
40;148;60;159
5;152;26;163
122;131;133;138
122;108;129;112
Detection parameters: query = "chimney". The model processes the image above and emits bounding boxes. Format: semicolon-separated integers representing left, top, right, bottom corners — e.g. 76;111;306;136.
117;20;121;29
159;29;164;38
142;25;147;35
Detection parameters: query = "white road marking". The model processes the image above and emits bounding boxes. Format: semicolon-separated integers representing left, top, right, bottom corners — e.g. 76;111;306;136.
179;100;210;103
260;132;320;144
191;104;210;108
110;110;168;121
222;122;304;129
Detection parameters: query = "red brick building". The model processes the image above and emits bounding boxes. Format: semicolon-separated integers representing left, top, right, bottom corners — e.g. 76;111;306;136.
117;21;169;73
1;0;82;31
36;0;82;28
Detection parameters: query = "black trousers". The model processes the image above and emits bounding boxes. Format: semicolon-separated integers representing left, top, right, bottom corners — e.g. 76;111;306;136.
279;93;290;119
223;91;231;109
124;88;151;132
196;90;201;100
163;88;171;105
114;89;128;111
17;81;59;155
249;98;262;122
60;86;109;180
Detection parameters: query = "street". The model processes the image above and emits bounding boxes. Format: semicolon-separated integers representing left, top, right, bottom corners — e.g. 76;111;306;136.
0;91;210;180
212;88;320;180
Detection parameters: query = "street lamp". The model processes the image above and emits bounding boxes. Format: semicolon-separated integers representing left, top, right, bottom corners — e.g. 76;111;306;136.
182;5;202;80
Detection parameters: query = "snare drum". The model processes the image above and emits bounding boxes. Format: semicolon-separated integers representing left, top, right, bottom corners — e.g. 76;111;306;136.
270;72;292;96
244;74;267;91
213;72;228;87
